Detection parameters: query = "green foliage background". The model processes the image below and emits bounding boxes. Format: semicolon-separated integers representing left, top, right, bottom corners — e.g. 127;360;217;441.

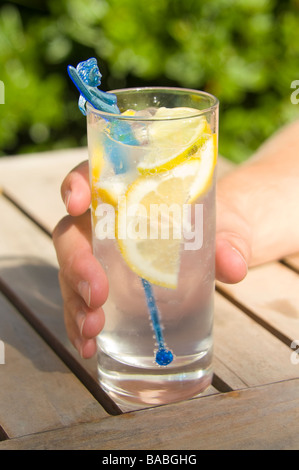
0;0;298;162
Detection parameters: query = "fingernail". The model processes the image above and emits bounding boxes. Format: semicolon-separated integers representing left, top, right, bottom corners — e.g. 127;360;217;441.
64;190;71;212
74;338;83;358
76;311;86;337
231;246;248;270
78;281;91;307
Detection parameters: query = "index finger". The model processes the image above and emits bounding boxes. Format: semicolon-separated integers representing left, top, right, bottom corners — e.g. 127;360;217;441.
52;211;109;309
61;160;91;216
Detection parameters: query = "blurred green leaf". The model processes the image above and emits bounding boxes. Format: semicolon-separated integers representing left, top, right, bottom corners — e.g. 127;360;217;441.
0;0;298;160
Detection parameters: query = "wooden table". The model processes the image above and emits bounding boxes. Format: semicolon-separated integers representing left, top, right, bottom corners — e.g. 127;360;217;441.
0;148;298;450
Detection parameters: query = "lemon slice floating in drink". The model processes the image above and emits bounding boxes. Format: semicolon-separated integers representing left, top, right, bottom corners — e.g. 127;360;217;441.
92;106;217;289
137;107;212;174
116;137;215;289
117;172;185;289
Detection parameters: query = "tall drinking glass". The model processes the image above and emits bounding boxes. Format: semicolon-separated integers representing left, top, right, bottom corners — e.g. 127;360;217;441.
86;87;219;408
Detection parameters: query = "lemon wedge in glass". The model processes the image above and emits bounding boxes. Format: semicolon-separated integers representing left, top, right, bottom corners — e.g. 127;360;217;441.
137;107;212;174
116;139;215;289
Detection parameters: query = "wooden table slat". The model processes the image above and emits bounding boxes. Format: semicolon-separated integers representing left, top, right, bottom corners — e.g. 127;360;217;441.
214;292;298;387
217;262;299;346
0;293;108;439
0;148;87;233
0;379;298;450
284;253;299;272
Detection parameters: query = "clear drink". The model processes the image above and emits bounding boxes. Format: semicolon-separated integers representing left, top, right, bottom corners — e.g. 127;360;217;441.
87;88;218;408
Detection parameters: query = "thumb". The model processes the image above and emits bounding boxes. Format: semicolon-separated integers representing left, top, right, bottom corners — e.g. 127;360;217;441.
215;231;251;284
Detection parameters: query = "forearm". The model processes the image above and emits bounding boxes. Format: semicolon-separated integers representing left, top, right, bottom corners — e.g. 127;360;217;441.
217;119;299;266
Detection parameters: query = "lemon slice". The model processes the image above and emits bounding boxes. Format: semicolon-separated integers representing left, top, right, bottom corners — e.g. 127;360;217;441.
121;109;136;117
90;143;105;218
137;107;211;174
116;145;215;288
187;135;216;203
91;146;104;180
116;175;184;289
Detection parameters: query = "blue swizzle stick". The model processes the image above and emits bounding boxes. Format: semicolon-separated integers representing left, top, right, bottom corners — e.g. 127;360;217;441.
68;58;174;366
141;279;174;366
67;58;136;174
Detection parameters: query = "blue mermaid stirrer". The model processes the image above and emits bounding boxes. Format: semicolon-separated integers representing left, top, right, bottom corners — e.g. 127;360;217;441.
67;58;174;366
